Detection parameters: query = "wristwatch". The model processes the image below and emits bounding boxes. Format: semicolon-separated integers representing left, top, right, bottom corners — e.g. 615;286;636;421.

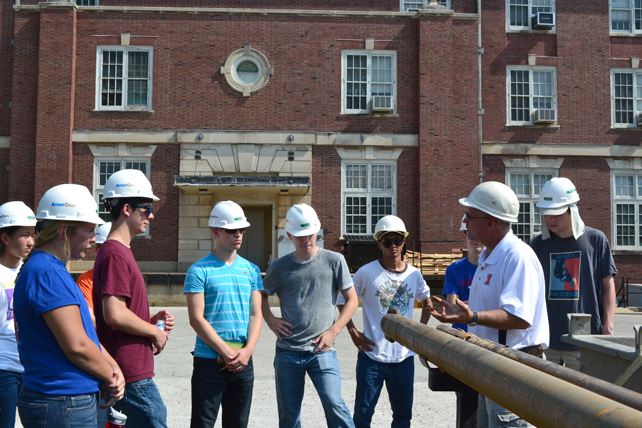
468;311;478;327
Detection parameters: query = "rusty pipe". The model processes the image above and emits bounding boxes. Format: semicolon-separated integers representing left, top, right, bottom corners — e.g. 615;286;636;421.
435;324;642;413
381;312;642;427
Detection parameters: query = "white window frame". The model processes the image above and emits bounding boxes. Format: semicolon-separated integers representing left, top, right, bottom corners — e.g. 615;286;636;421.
611;171;642;250
76;0;98;5
341;160;397;236
506;0;555;32
400;0;450;11
95;46;153;112
506;169;558;244
341;50;397;115
611;69;642;128
609;0;642;35
506;66;557;126
93;158;151;237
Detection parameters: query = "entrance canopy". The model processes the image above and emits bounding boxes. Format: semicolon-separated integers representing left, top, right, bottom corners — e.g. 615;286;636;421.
174;175;310;195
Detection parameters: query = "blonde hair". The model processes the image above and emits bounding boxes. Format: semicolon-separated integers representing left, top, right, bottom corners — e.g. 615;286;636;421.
18;221;81;277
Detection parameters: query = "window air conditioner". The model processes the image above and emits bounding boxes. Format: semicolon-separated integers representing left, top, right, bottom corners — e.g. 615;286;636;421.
534;109;557;123
372;96;393;113
532;12;555;30
637;112;642;127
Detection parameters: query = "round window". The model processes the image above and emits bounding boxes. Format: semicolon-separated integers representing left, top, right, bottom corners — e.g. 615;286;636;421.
236;60;260;84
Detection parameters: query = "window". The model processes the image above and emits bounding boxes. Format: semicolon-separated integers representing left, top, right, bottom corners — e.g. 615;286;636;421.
611;69;642;128
507;66;557;125
507;0;554;31
611;172;642;249
341;51;397;115
507;170;556;244
610;0;642;34
400;0;450;11
76;0;98;5
96;46;153;111
94;159;150;234
342;161;396;235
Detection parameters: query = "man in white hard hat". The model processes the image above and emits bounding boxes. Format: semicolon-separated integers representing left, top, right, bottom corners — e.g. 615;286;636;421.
261;203;358;428
431;181;548;428
93;169;175;428
530;177;617;371
183;201;263;428
442;215;484;331
336;215;432;428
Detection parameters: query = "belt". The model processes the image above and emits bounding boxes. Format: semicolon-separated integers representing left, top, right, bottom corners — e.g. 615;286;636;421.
518;345;544;358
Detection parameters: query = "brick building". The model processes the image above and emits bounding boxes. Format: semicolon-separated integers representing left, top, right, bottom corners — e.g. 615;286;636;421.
0;0;641;283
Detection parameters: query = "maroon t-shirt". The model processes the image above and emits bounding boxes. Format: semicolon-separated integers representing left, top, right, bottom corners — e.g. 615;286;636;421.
93;240;154;383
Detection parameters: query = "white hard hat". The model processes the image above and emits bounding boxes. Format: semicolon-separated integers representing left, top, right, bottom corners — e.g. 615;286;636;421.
536;177;580;216
95;222;111;244
208;201;251;229
102;169;159;202
460;214;467;231
0;201;37;229
459;181;519;223
374;215;408;241
285;203;321;237
36;184;105;225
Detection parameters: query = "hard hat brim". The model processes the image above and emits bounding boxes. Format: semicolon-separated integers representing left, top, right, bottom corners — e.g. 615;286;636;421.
539;206;569;216
218;220;251;229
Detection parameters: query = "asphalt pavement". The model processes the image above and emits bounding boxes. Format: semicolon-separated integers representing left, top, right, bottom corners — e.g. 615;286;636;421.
14;308;642;427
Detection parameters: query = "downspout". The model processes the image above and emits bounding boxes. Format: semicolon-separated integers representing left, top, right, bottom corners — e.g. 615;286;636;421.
477;0;484;184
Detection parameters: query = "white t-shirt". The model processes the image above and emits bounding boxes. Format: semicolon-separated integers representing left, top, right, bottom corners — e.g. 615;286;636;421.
0;262;23;373
469;231;549;350
337;260;431;363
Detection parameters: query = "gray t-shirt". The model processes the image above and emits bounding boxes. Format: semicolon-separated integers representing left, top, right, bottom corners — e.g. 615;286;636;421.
263;248;353;351
531;227;617;350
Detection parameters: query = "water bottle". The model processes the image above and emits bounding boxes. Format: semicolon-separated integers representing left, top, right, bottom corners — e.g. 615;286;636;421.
155;316;166;331
104;407;127;428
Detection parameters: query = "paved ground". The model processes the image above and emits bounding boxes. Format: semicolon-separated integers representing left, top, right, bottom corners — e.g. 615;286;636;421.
15;308;642;427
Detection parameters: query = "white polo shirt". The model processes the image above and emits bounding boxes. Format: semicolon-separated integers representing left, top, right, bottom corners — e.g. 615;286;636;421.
469;231;549;350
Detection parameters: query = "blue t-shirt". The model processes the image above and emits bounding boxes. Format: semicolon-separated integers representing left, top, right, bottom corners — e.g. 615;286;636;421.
443;257;477;331
183;253;263;359
13;251;101;395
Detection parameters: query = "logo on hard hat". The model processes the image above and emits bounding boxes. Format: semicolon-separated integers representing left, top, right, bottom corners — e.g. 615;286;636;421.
116;183;137;188
300;223;310;227
51;202;76;208
567;189;576;194
544;197;553;201
0;215;8;219
234;217;242;221
27;216;35;220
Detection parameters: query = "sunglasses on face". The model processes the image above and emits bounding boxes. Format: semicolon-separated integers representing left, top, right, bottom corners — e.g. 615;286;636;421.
129;204;153;215
221;228;246;235
381;237;404;248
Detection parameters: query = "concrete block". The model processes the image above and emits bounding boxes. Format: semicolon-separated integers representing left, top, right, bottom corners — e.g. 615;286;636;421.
179;217;198;229
179;227;213;240
179;194;199;206
178;239;198;250
199;239;212;250
178;249;210;263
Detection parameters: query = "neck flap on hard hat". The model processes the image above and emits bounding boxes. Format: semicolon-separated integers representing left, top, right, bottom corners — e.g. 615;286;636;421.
541;205;585;240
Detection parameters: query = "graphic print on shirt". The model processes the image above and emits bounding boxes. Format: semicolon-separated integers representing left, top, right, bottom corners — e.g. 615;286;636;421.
549;251;581;300
375;279;415;314
2;282;15;322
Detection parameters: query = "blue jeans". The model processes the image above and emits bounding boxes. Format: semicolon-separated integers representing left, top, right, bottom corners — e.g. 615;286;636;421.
113;378;167;428
17;385;98;428
0;370;22;428
477;395;534;428
353;353;414;428
274;348;354;428
190;356;254;428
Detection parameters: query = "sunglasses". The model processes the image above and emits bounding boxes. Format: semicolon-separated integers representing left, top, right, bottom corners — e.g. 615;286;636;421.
129;204;153;215
381;237;404;248
221;228;246;235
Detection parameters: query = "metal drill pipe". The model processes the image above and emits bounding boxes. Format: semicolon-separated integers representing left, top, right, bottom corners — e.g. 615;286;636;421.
381;313;642;427
435;324;642;413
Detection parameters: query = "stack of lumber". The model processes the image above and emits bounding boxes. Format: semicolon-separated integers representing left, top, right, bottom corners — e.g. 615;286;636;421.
405;251;462;276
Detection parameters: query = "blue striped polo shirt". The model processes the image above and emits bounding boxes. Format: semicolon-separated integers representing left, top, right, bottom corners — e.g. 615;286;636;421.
183;253;263;359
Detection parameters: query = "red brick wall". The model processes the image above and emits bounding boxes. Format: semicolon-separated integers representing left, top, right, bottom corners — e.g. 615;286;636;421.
9;11;40;206
72;13;419;134
418;14;480;254
0;0;14;136
0;148;9;204
19;0;478;13
311;145;342;252
481;0;642;146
